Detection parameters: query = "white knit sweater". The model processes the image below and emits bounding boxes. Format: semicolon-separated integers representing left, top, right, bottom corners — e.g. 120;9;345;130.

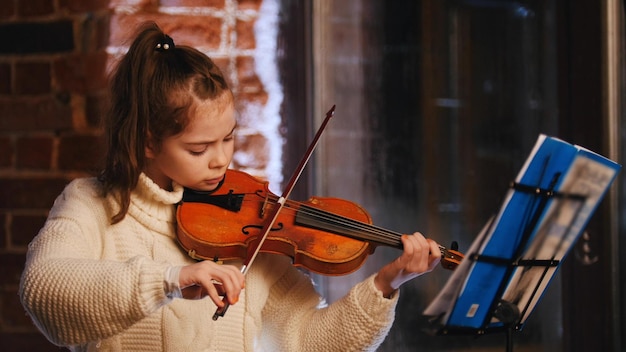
19;174;398;351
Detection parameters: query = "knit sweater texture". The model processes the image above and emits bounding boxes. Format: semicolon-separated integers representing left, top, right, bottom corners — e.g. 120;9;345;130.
19;174;398;351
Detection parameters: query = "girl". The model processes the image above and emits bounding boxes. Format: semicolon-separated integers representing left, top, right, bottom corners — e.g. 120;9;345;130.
19;21;441;351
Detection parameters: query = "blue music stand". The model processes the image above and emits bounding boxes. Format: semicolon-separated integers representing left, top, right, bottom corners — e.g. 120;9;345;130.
423;135;621;351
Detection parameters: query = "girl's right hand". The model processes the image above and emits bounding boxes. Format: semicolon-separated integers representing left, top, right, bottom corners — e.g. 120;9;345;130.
178;261;245;307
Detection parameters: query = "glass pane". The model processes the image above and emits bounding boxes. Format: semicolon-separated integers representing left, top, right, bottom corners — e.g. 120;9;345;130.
312;0;561;350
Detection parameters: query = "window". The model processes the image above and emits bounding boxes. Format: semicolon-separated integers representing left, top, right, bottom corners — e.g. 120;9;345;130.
300;0;563;349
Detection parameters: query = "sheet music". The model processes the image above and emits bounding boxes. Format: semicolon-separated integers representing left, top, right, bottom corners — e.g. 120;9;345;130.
501;152;619;324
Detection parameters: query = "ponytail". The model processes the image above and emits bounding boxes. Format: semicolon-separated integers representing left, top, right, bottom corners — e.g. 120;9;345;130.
100;21;231;223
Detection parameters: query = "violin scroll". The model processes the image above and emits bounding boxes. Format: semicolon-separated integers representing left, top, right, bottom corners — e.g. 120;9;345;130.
439;241;464;270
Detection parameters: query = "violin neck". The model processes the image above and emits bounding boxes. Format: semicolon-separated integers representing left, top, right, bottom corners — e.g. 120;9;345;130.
294;204;450;257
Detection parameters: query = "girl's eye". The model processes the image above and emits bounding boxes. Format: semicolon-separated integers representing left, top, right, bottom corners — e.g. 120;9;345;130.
189;149;207;156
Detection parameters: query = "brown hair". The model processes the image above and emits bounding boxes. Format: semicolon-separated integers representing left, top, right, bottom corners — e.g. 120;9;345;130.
100;21;232;223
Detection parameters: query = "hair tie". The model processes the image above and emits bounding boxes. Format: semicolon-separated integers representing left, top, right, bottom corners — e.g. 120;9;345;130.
155;35;175;51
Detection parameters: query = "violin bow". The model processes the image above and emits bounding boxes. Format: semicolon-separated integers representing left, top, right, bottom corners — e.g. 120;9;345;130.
213;105;336;320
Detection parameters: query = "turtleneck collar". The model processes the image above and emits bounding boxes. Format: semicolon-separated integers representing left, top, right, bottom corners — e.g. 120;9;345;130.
126;173;184;237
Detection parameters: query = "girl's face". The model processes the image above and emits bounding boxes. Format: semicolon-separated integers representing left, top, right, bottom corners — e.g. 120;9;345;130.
144;94;236;191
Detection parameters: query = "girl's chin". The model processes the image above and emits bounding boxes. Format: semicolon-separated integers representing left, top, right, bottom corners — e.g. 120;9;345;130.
184;180;222;192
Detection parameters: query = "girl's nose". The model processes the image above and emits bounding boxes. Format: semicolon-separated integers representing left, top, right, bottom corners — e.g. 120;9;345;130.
209;144;230;169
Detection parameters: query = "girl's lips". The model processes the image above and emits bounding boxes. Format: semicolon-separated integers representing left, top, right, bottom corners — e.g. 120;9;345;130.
204;175;225;186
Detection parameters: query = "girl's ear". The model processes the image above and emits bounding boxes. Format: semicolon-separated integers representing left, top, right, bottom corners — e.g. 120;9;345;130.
145;133;157;159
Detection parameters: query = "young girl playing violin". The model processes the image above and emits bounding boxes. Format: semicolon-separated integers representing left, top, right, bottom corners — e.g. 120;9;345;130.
19;21;441;351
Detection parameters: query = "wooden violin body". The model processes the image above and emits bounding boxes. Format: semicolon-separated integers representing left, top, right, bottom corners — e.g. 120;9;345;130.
176;169;463;276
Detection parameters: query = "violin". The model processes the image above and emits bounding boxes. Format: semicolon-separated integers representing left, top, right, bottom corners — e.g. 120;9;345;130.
176;169;464;275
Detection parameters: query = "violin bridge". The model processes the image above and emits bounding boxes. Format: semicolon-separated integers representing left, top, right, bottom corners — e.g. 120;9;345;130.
260;194;270;218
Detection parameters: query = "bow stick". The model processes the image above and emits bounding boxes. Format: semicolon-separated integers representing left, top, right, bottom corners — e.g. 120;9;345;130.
213;105;336;320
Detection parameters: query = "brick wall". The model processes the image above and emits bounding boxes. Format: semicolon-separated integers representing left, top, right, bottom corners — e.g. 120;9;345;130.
0;0;276;350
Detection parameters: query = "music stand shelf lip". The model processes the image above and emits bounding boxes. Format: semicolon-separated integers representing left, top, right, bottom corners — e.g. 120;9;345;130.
468;253;560;268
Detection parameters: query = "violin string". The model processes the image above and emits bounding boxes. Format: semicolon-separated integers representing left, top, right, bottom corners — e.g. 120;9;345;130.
294;204;402;247
284;198;410;245
247;195;400;245
245;195;449;256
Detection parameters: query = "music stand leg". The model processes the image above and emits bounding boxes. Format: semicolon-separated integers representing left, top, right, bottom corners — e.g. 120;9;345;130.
506;325;514;352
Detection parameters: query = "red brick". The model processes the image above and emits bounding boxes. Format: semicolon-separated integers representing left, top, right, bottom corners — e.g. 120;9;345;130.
162;16;224;49
57;134;105;171
0;136;13;167
160;0;225;7
109;0;157;10
0;63;11;94
16;135;53;169
11;214;48;247
86;92;108;129
17;0;55;17
109;13;157;46
77;13;112;52
236;87;267;106
0;177;69;209
211;57;232;85
237;0;262;11
58;0;110;12
109;14;223;49
15;62;51;95
0;96;73;132
236;56;261;86
53;51;109;94
236;18;256;50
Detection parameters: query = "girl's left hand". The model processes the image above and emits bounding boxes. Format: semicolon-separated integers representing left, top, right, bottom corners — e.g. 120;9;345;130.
374;232;441;298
